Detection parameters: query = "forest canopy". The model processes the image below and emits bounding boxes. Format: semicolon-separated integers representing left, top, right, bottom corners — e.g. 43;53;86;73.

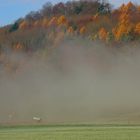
0;0;140;55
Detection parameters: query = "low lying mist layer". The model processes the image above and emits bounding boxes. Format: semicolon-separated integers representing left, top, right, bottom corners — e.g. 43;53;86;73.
0;39;140;124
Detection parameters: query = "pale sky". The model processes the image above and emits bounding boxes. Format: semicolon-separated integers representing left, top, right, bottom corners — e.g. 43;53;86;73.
0;0;140;26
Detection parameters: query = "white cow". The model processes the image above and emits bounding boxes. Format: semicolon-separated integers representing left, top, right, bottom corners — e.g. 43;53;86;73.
33;117;42;123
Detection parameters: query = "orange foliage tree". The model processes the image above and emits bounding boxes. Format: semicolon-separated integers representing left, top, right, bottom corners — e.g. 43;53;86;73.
135;23;140;35
92;13;99;21
57;15;67;26
19;21;28;29
98;27;108;40
48;17;57;26
79;26;86;35
113;2;135;41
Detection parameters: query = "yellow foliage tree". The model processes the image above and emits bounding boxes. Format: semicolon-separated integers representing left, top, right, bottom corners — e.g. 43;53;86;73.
48;17;57;26
135;22;140;34
113;3;135;41
98;27;108;40
57;15;67;26
113;23;134;40
119;13;131;24
124;1;135;12
119;3;125;11
79;26;86;35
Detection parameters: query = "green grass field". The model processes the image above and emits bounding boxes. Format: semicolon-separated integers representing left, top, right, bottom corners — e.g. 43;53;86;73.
0;125;140;140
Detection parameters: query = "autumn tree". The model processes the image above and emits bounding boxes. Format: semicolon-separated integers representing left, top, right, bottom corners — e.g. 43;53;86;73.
113;2;135;41
92;13;99;21
98;27;108;40
135;23;140;35
79;26;86;35
124;1;136;12
48;17;57;26
57;15;67;26
19;20;29;29
119;3;125;11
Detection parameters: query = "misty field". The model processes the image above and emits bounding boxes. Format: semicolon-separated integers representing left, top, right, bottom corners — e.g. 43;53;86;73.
0;125;140;140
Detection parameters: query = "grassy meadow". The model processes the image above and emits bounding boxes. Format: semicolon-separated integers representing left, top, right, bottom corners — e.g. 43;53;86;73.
0;125;140;140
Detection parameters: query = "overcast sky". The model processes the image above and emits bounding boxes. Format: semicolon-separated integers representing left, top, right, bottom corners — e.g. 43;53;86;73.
0;0;140;26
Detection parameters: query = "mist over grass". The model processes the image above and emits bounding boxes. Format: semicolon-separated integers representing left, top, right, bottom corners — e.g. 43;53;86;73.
0;38;140;124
